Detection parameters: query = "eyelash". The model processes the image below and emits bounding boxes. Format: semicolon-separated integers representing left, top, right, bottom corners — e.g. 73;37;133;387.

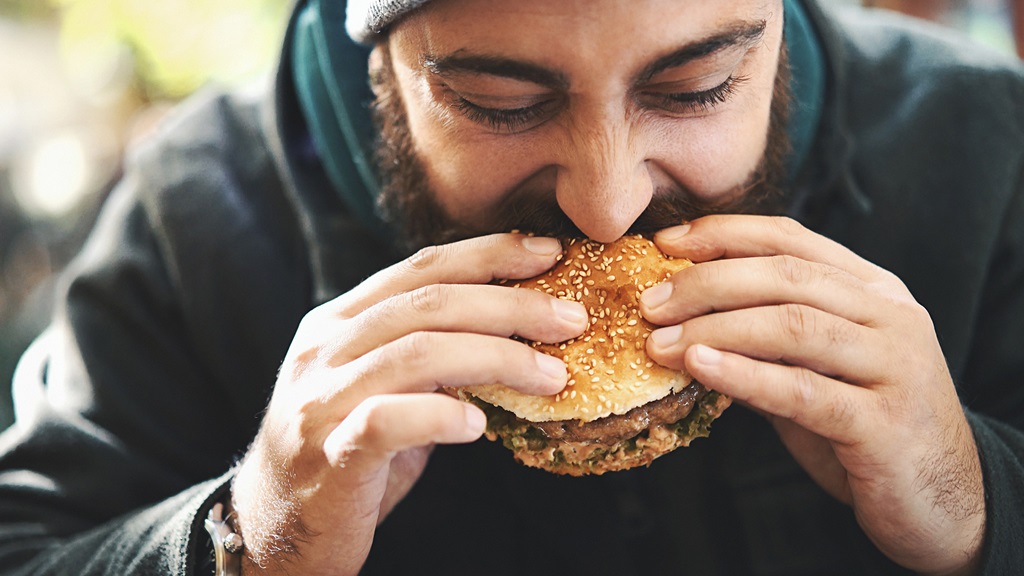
452;74;747;133
452;97;554;133
655;74;748;114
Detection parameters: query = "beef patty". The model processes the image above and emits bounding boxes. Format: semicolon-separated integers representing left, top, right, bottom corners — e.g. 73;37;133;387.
528;382;708;444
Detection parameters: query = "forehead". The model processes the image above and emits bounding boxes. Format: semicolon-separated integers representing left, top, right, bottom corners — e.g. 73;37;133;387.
390;0;780;64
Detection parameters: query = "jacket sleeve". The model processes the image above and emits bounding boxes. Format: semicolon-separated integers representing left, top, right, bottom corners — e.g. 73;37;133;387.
962;161;1024;575
0;92;310;575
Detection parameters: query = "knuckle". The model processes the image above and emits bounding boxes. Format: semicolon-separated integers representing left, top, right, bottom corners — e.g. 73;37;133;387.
788;368;856;430
771;216;807;238
393;331;435;371
790;367;819;412
778;303;816;341
776;303;853;348
407;284;449;315
406;244;450;273
772;254;811;287
347;397;390;450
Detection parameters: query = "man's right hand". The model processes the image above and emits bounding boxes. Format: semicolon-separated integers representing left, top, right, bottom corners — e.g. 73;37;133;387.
229;234;587;575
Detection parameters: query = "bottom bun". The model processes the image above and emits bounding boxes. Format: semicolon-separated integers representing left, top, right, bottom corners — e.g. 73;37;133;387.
465;384;732;476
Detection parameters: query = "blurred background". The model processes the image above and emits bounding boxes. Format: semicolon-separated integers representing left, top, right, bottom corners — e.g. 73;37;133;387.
0;0;1020;429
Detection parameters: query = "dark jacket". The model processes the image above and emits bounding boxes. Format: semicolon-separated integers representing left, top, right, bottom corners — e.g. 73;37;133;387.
1;2;1022;574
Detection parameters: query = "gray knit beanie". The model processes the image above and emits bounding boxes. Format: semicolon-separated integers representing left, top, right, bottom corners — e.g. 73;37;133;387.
345;0;433;44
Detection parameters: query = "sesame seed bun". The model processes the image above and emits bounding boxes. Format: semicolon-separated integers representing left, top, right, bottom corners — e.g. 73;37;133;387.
458;235;732;476
466;235;694;421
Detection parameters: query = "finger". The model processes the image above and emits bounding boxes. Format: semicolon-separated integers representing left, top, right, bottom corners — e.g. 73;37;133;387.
640;255;878;326
646;304;885;385
323;394;486;468
683;344;869;445
333;332;567;412
654;215;889;283
329;233;564;318
328;284;588;365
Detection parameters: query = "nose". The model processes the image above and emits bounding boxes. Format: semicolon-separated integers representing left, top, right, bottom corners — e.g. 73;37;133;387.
555;114;654;243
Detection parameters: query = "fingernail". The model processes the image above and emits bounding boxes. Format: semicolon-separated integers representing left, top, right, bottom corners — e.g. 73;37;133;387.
552;298;588;326
693;344;722;366
522;236;561;256
641;282;673;309
463;404;487;435
657;224;691;242
649;324;682;349
536;353;567;381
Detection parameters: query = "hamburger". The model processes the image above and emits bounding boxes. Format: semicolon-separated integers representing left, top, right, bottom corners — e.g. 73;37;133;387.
456;235;731;476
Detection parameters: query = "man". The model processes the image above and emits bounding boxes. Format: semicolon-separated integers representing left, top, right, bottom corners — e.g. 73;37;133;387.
0;0;1022;574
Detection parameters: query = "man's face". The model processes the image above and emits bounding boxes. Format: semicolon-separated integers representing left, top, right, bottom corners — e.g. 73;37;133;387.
372;0;788;250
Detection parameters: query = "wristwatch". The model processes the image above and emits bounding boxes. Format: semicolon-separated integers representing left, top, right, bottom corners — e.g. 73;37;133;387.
204;501;245;576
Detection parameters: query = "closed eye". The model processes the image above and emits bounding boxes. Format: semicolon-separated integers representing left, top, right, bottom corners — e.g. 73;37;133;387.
645;75;748;115
452;96;558;133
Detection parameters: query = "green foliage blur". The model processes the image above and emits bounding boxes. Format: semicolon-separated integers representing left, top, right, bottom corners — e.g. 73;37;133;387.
1;0;291;100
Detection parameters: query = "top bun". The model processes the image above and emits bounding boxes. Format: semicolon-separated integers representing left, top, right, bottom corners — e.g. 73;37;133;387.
465;235;694;423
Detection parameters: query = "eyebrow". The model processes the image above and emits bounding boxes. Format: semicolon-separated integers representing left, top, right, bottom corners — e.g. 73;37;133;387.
421;19;768;90
423;54;571;90
635;20;768;83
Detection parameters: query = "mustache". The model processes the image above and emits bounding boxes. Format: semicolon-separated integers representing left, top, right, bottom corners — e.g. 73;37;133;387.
482;172;783;240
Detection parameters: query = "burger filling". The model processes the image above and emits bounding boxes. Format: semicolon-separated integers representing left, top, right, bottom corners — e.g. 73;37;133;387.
470;383;729;475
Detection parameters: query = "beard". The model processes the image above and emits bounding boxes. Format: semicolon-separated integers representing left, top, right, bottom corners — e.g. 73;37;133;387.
371;44;792;254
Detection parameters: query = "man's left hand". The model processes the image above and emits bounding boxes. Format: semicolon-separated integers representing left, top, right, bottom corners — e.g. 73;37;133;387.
639;214;985;576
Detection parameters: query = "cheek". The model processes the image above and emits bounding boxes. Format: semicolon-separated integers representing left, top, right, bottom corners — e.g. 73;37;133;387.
654;95;773;199
652;41;780;199
406;108;538;219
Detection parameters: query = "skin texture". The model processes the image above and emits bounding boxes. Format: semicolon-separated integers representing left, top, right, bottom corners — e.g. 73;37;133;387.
232;0;986;574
